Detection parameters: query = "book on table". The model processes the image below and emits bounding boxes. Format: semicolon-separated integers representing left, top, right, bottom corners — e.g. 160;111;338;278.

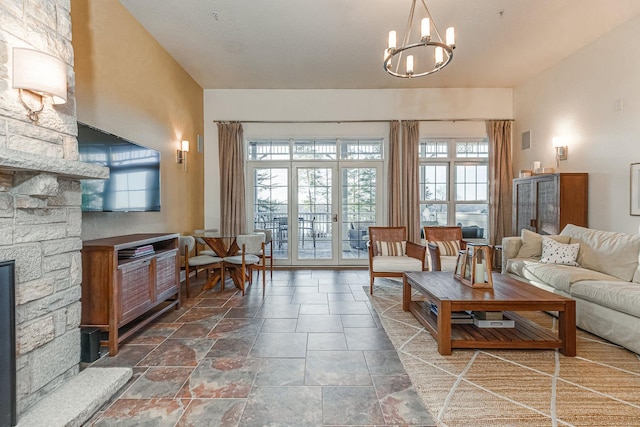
472;311;504;320
118;244;155;258
430;303;474;324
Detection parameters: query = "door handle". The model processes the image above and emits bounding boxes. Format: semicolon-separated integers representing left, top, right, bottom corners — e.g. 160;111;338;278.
332;214;338;222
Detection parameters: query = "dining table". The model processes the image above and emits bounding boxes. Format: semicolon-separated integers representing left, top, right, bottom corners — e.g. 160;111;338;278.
200;236;245;292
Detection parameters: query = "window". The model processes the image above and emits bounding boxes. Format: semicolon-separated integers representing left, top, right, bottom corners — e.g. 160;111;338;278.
248;139;382;161
419;138;489;239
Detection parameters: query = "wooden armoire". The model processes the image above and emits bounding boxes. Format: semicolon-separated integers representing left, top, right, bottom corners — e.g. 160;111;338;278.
512;173;588;236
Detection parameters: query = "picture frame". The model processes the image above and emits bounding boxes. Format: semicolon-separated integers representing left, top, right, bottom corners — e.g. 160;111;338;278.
631;163;640;216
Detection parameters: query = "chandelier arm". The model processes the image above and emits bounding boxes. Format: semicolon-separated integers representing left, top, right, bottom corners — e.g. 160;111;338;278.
395;0;417;75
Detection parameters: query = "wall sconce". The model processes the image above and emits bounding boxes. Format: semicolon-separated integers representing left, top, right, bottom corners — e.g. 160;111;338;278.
177;140;189;170
11;47;67;122
552;136;568;167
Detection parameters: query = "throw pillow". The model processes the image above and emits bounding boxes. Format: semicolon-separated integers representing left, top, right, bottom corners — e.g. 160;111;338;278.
432;240;461;256
516;229;571;259
540;236;580;266
376;240;406;256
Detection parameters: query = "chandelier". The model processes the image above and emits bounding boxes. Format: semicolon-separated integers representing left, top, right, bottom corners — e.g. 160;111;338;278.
384;0;456;78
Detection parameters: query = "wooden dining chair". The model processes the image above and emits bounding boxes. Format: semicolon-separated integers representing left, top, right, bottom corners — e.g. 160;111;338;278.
222;233;266;295
254;228;273;278
179;236;224;298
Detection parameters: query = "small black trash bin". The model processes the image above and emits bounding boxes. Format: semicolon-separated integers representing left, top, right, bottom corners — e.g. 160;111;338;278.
81;327;101;363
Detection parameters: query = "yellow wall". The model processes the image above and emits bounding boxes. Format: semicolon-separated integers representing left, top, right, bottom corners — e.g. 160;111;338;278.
72;0;205;239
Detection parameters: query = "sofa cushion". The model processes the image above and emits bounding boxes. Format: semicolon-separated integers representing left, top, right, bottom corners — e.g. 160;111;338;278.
516;229;571;259
540;237;580;266
571;280;640;318
560;224;640;281
372;256;423;272
505;259;621;294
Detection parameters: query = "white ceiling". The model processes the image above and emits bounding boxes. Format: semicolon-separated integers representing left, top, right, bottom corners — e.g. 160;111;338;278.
119;0;640;90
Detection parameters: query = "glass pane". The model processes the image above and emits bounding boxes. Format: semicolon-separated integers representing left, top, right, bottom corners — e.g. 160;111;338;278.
297;168;332;259
420;164;448;201
455;164;488;201
253;168;289;258
419;141;448;158
455;204;488;239
342;167;376;259
293;139;337;160
247;140;290;160
421;203;447;227
341;139;382;160
456;140;489;158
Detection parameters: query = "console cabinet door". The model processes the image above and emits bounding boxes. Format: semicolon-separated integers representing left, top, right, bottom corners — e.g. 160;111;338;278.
512;173;588;237
118;258;153;324
155;249;179;302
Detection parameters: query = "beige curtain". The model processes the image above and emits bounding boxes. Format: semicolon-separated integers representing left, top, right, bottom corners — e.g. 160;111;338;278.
217;122;246;237
388;121;402;227
487;120;513;245
402;120;421;242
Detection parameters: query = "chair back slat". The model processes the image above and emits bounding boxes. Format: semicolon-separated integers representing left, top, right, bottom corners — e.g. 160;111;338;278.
424;226;463;243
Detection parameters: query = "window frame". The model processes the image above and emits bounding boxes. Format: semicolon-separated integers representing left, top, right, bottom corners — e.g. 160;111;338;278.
419;137;489;236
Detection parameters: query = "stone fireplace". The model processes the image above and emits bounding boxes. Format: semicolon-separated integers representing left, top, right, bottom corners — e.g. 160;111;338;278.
0;0;111;420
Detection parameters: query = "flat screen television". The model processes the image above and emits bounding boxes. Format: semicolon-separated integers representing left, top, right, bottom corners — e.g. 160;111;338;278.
77;122;161;212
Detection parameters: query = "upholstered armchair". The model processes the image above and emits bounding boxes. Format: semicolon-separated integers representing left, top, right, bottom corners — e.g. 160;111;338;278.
367;226;427;294
423;226;466;272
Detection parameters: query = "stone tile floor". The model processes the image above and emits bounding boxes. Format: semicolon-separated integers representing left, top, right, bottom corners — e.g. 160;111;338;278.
86;270;434;426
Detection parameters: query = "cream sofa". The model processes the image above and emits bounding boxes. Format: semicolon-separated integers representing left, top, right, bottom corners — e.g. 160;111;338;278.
502;224;640;355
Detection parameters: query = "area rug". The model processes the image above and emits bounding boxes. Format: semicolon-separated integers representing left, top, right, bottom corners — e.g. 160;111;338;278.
367;279;640;427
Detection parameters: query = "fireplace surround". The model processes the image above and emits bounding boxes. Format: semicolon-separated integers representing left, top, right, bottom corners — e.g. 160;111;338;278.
0;0;110;420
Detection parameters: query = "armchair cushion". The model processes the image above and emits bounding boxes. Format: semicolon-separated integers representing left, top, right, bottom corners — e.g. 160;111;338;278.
372;256;423;273
376;240;406;257
433;240;461;256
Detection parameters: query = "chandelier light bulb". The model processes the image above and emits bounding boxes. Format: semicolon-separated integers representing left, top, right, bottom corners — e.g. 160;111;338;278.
406;55;414;75
388;31;397;50
446;27;456;47
421;18;430;39
435;46;444;65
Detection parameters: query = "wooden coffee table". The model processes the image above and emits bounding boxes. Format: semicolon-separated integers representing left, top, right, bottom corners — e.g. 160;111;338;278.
403;271;576;356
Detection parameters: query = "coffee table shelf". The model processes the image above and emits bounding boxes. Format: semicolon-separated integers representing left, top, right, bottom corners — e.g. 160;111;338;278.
409;301;562;351
403;271;576;356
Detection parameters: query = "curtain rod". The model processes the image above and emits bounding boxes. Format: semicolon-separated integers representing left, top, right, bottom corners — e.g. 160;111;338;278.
217;119;513;124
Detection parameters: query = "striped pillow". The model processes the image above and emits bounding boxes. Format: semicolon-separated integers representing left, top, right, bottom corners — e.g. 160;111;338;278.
376;240;407;256
433;240;461;256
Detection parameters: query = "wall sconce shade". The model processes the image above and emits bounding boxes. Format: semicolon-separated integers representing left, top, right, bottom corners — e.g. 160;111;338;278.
177;140;189;170
12;47;67;122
